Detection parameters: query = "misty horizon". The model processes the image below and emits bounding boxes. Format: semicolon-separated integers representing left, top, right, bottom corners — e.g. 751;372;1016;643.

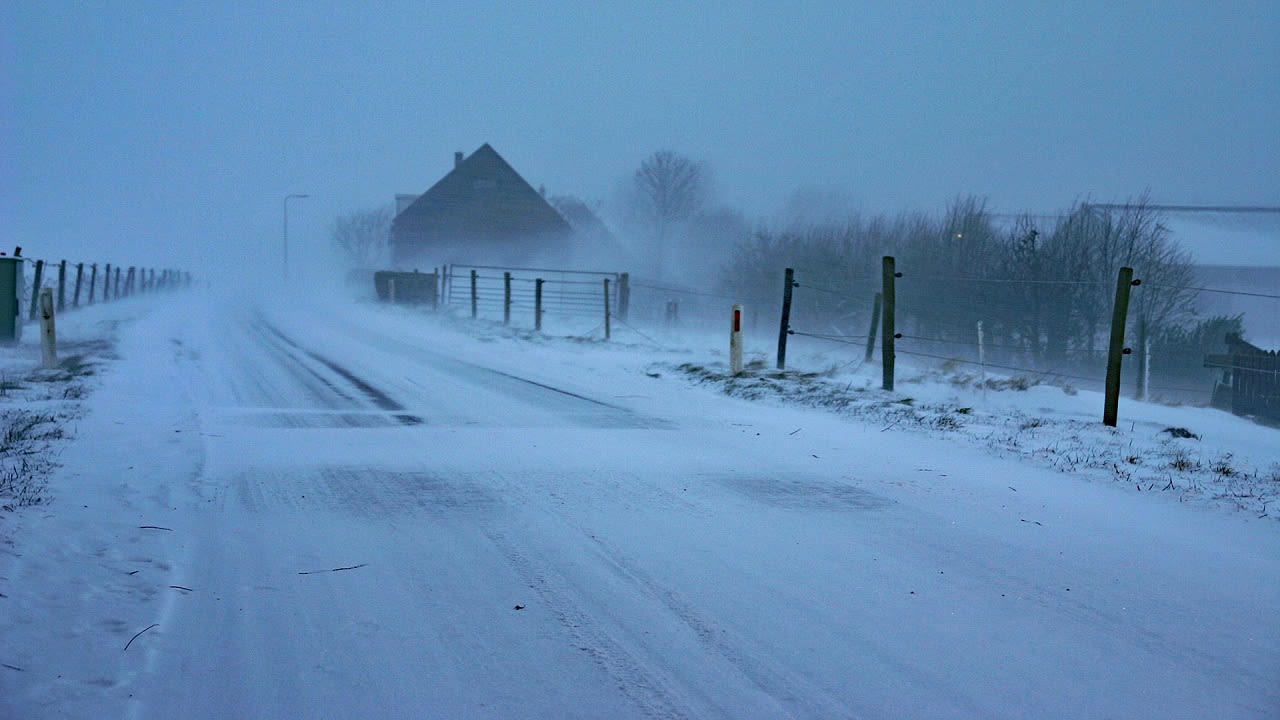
3;3;1277;272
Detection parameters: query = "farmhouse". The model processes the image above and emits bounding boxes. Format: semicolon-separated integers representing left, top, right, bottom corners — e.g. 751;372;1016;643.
390;144;579;269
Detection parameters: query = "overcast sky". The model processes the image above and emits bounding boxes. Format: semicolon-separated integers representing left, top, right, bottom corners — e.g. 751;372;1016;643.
3;1;1277;271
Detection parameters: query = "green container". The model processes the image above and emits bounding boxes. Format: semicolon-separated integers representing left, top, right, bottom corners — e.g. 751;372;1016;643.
0;256;23;343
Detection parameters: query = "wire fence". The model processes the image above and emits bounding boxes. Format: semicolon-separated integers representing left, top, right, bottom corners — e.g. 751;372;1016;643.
14;256;191;323
379;255;1277;421
624;276;775;334
442;264;621;336
773;260;1280;414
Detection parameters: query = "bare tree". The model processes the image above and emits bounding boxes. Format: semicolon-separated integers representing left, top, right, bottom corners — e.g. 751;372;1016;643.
897;196;1004;344
629;150;706;278
1012;197;1195;363
331;205;393;268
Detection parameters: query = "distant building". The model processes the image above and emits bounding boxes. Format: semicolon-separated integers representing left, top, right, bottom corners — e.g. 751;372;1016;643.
547;193;632;269
1205;333;1279;424
391;144;591;269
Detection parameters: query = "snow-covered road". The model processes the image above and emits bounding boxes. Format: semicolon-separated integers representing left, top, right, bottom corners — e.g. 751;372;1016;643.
3;289;1278;719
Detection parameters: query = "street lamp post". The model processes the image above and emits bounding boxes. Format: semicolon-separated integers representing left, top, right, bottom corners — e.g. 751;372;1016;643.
283;193;309;281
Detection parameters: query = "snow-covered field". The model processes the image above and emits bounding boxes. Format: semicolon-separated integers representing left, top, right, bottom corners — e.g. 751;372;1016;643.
2;286;1277;719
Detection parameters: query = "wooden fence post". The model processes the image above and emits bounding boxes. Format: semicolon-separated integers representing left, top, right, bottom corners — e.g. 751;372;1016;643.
882;256;897;391
470;270;478;318
776;267;795;369
73;263;84;308
29;260;44;321
57;260;67;311
103;263;112;301
535;278;544;331
88;264;98;304
503;272;512;325
1103;266;1138;427
603;278;612;340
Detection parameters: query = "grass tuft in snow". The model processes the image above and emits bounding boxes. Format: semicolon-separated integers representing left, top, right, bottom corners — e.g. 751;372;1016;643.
0;350;105;517
0;410;63;510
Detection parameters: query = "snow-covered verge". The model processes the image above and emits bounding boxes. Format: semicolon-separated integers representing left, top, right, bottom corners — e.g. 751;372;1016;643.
1;296;205;719
0;319;121;517
671;360;1280;522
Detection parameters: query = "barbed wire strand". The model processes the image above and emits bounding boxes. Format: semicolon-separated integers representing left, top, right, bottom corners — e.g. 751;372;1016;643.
795;283;863;300
900;275;1113;286
1147;384;1213;395
897;333;1105;356
612;318;666;347
1144;283;1280;300
793;267;877;282
781;330;1224;395
894;348;1106;385
629;281;764;303
789;331;867;347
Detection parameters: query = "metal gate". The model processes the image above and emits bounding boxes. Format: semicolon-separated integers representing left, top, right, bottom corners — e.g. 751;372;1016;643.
443;264;626;334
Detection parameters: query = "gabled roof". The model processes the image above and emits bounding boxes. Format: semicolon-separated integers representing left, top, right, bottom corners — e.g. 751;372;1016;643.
391;143;573;244
548;194;613;240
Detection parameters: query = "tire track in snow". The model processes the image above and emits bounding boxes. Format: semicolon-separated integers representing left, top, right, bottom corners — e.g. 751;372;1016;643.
528;475;860;718
481;470;856;718
481;527;696;720
194;311;360;425
527;472;1000;718
578;533;858;718
252;318;423;426
281;308;667;429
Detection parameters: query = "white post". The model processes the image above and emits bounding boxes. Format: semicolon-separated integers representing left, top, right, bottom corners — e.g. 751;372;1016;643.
730;303;744;375
39;287;57;369
1142;335;1151;402
388;278;396;305
977;320;986;402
